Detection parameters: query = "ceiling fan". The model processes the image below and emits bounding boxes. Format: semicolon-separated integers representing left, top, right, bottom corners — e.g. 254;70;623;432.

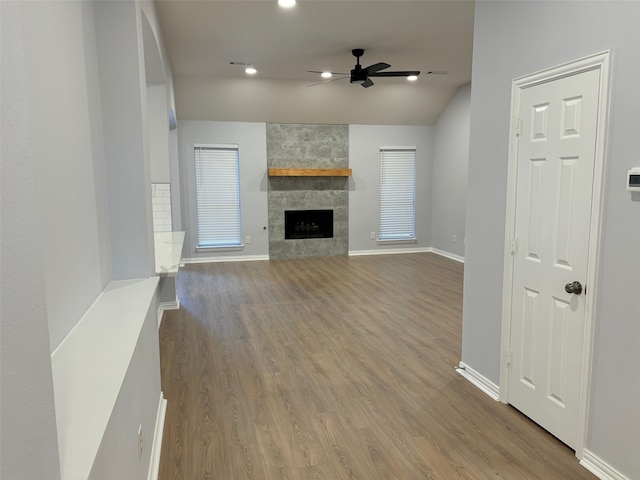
308;48;443;88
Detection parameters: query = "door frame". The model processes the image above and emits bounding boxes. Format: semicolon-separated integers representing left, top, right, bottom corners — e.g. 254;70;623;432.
499;51;611;458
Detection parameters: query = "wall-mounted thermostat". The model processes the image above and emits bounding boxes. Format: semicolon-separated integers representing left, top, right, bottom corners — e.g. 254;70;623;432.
627;168;640;192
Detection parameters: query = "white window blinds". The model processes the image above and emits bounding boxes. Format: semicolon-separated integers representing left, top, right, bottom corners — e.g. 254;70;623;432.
194;145;242;248
378;147;416;241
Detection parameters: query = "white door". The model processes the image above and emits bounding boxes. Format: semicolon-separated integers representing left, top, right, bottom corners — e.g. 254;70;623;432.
507;67;601;449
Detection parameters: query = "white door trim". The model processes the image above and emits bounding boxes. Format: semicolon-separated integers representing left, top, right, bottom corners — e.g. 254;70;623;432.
499;50;611;458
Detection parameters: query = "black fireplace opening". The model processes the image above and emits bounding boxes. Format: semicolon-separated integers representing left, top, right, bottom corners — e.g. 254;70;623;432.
285;209;333;239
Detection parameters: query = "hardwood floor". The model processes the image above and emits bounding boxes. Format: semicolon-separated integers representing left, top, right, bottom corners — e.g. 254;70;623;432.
158;253;595;479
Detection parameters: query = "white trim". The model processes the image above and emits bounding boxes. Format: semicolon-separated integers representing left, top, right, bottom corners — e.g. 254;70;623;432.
196;245;244;253
157;300;180;329
183;254;269;264
147;393;168;480
580;449;629;480
184;249;460;262
159;300;179;311
456;362;500;401
348;247;432;256
376;238;417;245
499;51;611;456
380;145;416;151
194;143;238;149
575;50;611;459
499;63;523;402
431;248;464;263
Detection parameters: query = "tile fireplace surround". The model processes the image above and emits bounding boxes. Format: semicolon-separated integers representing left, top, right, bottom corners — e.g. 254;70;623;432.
267;123;349;259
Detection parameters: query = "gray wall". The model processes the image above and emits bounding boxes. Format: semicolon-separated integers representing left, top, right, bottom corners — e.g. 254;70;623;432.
175;75;458;126
349;125;434;253
1;2;62;477
178;121;270;260
169;128;182;230
19;0;111;353
178;121;437;259
148;84;171;183
95;0;155;281
431;84;470;258
464;2;640;477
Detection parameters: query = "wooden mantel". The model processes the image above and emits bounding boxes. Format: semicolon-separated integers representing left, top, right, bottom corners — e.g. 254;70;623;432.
268;168;352;177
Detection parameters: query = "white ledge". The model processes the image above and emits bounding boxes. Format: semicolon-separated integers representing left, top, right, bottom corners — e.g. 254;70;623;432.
51;277;159;480
154;231;185;275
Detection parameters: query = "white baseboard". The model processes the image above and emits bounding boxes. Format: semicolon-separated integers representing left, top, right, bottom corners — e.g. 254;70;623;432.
157;300;180;329
183;254;269;264
349;247;432;256
580;449;629;480
184;250;462;262
456;362;500;401
147;393;167;480
159;300;180;311
184;250;460;262
431;248;464;263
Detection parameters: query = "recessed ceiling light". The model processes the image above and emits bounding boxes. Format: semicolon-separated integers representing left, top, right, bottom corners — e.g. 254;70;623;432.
278;0;296;8
245;66;257;75
321;71;332;79
407;75;418;82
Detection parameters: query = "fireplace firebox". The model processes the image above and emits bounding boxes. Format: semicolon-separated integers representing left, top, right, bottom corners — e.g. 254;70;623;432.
285;210;333;239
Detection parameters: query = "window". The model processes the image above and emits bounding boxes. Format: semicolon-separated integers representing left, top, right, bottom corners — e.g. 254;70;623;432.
378;147;416;241
194;144;242;248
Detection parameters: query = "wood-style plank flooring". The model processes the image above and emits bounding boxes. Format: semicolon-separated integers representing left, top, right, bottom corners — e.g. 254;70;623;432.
158;253;595;479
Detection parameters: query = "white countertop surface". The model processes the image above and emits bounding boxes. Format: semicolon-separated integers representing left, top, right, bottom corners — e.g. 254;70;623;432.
154;231;185;275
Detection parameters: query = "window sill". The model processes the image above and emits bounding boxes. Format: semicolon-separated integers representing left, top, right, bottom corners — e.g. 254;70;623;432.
377;238;417;245
196;245;244;253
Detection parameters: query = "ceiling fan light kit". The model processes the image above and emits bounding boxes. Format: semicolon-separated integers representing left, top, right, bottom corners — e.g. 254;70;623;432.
278;0;296;8
230;61;259;76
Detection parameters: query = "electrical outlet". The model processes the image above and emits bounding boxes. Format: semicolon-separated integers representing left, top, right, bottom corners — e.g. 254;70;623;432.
370;231;376;240
245;235;251;244
137;424;143;460
453;234;457;242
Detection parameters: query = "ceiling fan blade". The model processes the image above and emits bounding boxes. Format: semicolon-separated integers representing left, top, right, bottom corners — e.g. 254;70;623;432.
307;70;349;76
361;78;374;88
426;70;448;75
306;76;349;87
363;62;390;74
368;70;420;77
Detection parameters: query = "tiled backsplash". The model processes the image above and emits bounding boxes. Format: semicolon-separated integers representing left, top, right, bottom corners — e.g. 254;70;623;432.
151;183;172;232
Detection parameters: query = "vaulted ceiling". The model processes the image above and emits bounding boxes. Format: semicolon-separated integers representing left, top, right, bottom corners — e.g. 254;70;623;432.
156;0;475;125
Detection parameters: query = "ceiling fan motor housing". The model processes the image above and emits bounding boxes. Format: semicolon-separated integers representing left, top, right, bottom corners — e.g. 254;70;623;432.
350;66;368;84
350;48;367;84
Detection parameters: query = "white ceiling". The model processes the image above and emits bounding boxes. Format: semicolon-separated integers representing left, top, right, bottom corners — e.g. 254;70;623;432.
155;0;475;125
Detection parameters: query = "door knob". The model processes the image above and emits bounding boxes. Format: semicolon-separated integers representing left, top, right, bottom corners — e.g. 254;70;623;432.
565;281;583;295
